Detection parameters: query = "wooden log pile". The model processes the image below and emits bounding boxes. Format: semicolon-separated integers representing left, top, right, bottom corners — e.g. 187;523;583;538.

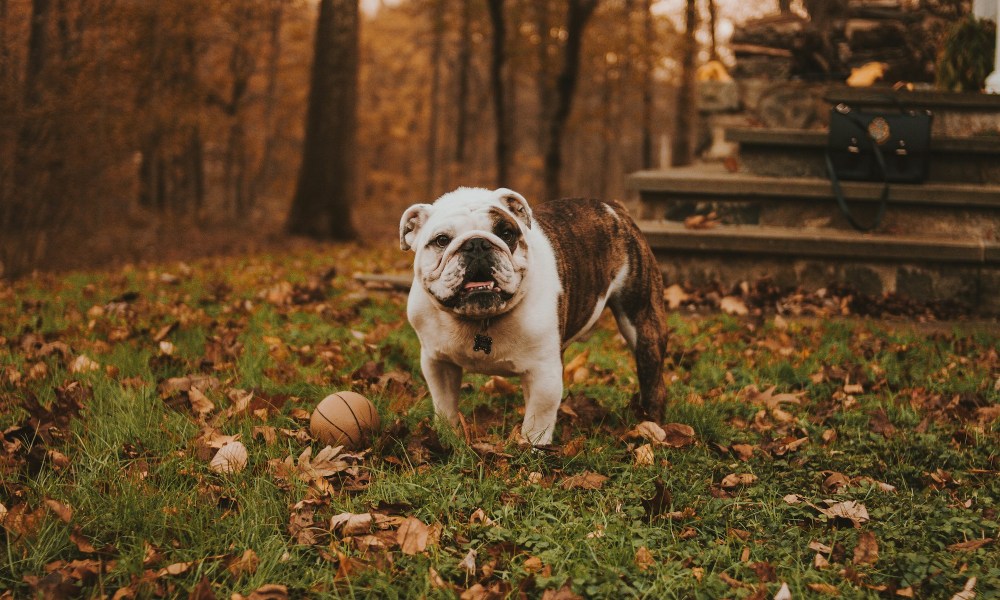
731;0;962;84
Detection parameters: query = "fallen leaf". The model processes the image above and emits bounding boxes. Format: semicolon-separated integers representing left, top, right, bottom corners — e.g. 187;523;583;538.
818;500;869;528
720;473;757;488
635;546;655;571
239;583;288;600
807;582;840;595
481;375;517;395
661;423;696;448
523;556;544;573
70;527;97;553
560;471;608;490
397;516;431;555
157;561;195;577
330;512;373;537
563;349;590;382
227;549;260;577
44;499;73;523
540;584;582;600
634;443;655;466
630;421;666;443
730;443;754;461
664;284;689;309
719;296;748;316
189;576;216;600
853;531;878;565
188;386;216;417
209;441;248;474
950;577;977;600
947;538;993;552
69;354;100;373
774;582;792;600
459;549;477;576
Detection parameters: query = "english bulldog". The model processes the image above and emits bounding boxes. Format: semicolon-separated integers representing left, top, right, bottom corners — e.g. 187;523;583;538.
400;187;666;445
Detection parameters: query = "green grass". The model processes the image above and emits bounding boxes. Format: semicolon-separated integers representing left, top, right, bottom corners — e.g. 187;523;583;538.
1;244;998;599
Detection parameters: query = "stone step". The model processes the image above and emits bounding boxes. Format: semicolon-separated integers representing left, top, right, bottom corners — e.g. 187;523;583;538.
726;127;1000;184
638;220;1000;265
627;164;1000;210
637;220;1000;312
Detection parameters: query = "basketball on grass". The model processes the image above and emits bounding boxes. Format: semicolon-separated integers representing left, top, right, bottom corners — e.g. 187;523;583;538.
309;391;381;449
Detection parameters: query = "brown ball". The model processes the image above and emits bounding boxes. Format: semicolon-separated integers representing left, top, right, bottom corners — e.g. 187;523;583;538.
310;391;381;449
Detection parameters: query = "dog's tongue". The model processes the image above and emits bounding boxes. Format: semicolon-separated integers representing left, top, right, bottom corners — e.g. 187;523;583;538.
464;281;493;290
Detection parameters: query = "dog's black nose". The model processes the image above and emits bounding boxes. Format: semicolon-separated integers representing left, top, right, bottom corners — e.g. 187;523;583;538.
461;237;493;257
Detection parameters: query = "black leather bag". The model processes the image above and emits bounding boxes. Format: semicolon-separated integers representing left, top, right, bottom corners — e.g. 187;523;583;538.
825;103;933;231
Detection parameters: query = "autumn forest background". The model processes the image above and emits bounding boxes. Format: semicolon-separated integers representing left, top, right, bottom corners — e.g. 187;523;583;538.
1;0;787;278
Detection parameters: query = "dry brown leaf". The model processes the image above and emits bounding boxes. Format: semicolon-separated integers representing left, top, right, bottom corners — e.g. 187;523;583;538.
947;538;993;552
331;512;373;537
459;548;477;576
157;561;195;577
814;553;830;568
239;583;289;600
634;443;655;466
69;354;100;373
69;527;97;553
227;549;260;578
563;349;590;382
47;449;71;470
818;500;869;528
808;582;840;595
523;556;544;573
44;499;73;523
774;582;792;600
482;375;517;395
253;426;277;445
209;441;248;474
660;423;696;448
540;584;582;600
950;577;977;600
720;473;757;488
397;516;431;555
631;421;666;443
663;284;689;309
469;508;494;526
560;471;608;490
635;546;655;571
188;386;216;416
730;443;754;461
853;531;879;565
719;296;748;316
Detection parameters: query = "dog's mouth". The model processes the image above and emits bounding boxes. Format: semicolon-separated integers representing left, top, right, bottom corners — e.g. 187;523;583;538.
462;279;502;296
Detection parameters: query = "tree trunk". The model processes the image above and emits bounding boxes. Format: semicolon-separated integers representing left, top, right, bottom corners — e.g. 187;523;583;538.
534;2;552;155
286;0;359;240
640;0;654;169
543;0;599;200
671;0;697;167
425;0;445;198
249;0;287;208
707;0;718;60
453;0;471;166
486;0;510;187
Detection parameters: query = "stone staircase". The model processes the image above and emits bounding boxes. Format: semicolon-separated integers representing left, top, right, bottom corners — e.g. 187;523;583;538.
627;87;1000;313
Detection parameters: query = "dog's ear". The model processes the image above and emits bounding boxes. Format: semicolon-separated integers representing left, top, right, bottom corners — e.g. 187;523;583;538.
399;204;432;251
495;188;532;229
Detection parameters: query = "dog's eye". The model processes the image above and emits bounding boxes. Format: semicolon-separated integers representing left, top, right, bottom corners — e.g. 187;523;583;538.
497;228;517;244
433;234;451;248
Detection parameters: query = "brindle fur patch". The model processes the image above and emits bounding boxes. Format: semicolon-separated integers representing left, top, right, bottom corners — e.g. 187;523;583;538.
535;198;667;418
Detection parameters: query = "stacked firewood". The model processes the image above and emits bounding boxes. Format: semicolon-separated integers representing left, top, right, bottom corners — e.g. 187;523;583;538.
731;0;962;84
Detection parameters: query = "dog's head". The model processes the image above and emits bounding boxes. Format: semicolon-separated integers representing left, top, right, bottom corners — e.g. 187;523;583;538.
400;187;533;319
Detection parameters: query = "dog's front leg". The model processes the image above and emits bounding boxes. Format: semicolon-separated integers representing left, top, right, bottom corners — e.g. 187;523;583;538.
520;364;564;446
421;352;463;426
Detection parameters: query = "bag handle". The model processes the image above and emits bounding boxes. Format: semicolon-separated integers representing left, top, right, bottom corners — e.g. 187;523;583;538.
825;106;889;232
